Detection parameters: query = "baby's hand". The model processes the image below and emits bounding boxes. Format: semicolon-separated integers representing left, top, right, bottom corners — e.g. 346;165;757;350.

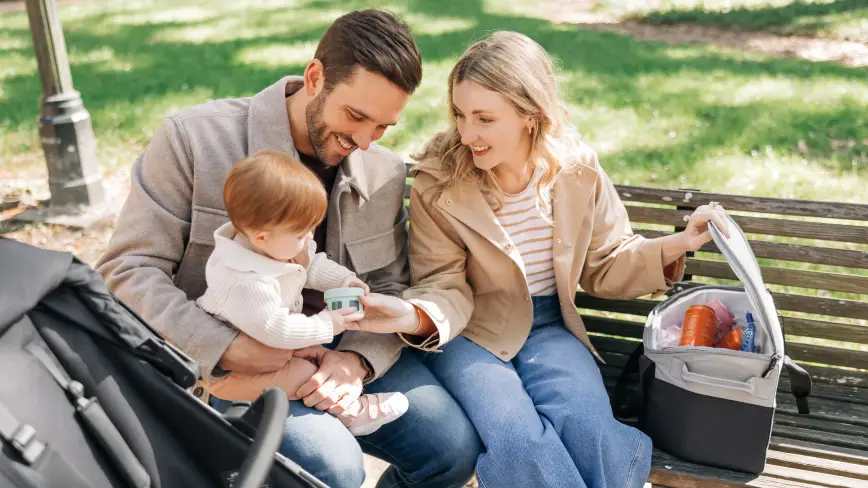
341;276;370;295
329;307;364;336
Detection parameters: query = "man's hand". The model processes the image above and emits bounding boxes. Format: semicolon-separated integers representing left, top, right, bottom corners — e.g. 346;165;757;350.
293;347;368;415
218;332;294;374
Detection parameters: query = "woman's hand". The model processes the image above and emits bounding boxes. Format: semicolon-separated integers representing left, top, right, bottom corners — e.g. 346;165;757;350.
681;201;730;250
662;202;730;265
353;293;420;335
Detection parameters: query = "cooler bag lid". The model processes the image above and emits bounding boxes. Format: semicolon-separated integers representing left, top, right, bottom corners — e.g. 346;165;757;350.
709;215;785;359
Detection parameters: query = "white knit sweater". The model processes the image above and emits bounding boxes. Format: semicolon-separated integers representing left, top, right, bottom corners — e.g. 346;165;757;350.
196;222;355;350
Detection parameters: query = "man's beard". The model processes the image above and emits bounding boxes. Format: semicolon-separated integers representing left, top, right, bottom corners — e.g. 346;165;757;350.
305;92;345;167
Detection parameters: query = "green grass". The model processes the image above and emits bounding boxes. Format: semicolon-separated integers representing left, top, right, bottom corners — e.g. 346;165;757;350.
1;0;866;204
595;0;868;42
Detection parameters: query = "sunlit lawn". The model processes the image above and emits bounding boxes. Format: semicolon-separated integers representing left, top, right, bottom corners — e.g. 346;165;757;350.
596;0;868;42
1;0;866;203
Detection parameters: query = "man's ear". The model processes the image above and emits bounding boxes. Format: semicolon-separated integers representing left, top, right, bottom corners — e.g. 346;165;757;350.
304;59;326;97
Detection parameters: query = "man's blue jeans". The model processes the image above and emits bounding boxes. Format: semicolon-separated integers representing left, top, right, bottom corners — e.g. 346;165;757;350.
423;295;652;488
210;347;481;488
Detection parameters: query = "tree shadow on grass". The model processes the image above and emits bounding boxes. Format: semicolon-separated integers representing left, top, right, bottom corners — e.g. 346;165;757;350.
636;0;867;39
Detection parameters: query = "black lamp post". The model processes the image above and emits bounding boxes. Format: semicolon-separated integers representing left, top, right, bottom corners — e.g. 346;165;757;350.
24;0;105;213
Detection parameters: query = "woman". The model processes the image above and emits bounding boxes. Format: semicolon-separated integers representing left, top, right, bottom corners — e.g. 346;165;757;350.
359;31;729;488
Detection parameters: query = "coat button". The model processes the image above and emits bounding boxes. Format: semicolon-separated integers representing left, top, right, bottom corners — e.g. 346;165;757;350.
445;199;453;206
193;386;204;397
500;351;509;357
294;300;301;307
556;238;563;244
505;243;513;250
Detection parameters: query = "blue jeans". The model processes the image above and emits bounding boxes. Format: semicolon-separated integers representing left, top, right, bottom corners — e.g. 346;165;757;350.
423;295;652;488
211;350;481;488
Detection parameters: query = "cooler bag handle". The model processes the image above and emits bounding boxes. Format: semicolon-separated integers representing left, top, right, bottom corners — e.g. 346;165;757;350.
671;358;773;399
777;311;812;414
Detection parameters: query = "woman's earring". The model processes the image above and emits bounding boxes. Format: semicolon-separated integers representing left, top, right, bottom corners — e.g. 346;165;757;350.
528;126;533;135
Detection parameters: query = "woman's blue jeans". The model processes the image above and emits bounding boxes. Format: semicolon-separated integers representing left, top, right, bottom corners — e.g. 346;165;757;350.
423;295;652;488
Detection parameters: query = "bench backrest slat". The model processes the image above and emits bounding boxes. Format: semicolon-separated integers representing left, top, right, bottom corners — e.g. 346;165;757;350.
685;258;868;295
626;206;867;244
617;185;868;221
640;229;867;269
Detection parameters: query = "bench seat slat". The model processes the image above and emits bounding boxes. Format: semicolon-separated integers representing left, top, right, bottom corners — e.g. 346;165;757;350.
769;438;868;467
761;462;867;488
614;185;868;221
650;451;829;488
766;451;868;484
685;258;868;296
626;206;868;245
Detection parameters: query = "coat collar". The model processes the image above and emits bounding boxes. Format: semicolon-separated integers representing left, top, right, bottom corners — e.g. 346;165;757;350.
423;159;599;264
247;76;302;159
340;150;371;202
246;76;369;201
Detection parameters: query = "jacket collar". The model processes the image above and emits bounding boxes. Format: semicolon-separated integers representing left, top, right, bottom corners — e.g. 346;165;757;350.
340;150;370;202
247;76;369;201
417;156;599;262
210;222;302;277
247;76;302;159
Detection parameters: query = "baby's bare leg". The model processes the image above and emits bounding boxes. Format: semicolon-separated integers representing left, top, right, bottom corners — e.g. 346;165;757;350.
209;357;318;402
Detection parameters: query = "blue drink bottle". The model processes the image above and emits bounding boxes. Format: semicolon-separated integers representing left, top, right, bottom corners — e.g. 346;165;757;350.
741;312;757;353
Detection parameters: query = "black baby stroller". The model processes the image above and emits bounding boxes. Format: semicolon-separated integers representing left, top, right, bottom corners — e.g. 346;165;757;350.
0;237;327;488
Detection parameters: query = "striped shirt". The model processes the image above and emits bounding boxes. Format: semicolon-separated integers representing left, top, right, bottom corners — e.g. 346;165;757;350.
489;176;557;296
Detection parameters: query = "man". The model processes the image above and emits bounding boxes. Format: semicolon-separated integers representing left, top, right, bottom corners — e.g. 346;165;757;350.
96;10;481;488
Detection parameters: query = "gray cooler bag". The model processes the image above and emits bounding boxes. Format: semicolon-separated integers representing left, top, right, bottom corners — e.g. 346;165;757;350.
612;214;812;474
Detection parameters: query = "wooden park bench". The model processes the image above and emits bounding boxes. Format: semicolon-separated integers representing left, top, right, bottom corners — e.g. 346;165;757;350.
403;165;868;488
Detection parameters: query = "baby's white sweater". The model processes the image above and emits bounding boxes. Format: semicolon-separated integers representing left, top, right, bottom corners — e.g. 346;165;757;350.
196;222;354;350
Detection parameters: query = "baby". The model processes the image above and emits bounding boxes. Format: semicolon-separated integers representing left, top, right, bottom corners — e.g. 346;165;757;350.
197;150;408;436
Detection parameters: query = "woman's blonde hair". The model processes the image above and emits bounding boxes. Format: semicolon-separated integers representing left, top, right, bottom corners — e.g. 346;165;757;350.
413;31;580;203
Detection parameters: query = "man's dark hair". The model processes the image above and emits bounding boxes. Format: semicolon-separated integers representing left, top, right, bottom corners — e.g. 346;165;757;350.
314;9;422;94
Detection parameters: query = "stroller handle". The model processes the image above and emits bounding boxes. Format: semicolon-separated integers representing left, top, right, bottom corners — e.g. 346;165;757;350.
233;387;290;488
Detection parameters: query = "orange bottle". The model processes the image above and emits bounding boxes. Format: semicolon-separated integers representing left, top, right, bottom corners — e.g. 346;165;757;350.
678;305;717;347
718;327;744;350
